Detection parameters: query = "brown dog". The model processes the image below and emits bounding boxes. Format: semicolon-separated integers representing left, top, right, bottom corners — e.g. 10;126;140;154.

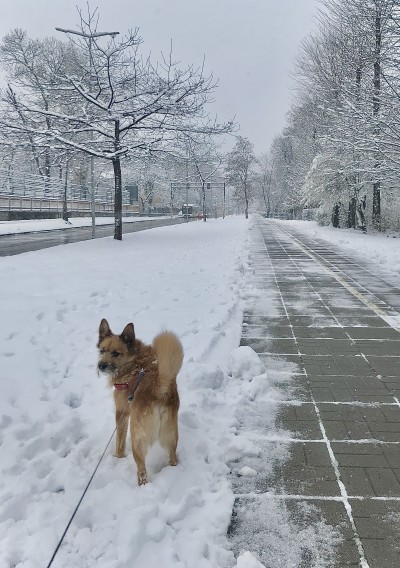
97;318;183;485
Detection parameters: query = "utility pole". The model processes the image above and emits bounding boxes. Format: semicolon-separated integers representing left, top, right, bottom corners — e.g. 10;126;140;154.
55;26;119;238
185;151;189;223
223;182;226;219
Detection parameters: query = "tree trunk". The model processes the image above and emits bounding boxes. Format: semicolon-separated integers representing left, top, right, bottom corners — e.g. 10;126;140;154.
332;202;340;228
113;156;123;240
113;120;123;240
348;197;356;228
372;8;381;230
44;148;51;194
202;181;207;222
63;161;69;222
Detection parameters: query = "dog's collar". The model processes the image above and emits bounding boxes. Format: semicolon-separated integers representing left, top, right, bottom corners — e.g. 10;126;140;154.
114;383;130;391
114;368;145;401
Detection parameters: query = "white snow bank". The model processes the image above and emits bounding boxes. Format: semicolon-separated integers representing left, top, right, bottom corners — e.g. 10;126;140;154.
235;551;266;568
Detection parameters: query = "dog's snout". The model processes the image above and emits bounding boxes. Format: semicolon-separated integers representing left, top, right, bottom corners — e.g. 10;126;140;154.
98;362;108;371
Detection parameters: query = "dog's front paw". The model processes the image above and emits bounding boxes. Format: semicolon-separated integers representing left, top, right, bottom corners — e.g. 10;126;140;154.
113;452;127;458
169;459;178;466
138;472;148;485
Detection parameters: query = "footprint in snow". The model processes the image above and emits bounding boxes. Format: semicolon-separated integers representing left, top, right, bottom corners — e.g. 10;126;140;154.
64;393;82;409
33;458;51;480
15;422;43;441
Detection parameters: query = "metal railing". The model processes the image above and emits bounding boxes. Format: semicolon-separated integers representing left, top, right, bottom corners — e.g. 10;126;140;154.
0;168;138;214
0;194;139;214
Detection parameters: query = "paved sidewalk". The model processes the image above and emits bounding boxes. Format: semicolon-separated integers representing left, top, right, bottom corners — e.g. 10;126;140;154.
229;219;400;567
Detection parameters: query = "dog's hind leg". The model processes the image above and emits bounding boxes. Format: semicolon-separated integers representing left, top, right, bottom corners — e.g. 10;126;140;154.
131;409;161;485
131;430;151;485
159;408;179;466
114;408;129;458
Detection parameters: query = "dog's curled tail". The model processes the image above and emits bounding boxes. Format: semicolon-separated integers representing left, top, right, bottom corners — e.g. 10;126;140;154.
153;331;184;388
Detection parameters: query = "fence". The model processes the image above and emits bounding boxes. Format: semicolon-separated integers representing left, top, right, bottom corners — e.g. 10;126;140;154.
0;194;139;215
0;168;139;215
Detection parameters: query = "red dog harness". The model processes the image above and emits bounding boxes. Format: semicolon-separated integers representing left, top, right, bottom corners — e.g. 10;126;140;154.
114;368;145;401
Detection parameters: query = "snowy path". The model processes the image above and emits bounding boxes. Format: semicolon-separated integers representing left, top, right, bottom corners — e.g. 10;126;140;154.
229;218;400;568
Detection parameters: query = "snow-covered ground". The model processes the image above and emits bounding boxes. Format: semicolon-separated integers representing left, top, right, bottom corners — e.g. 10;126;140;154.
0;216;168;235
1;216;277;568
1;215;399;568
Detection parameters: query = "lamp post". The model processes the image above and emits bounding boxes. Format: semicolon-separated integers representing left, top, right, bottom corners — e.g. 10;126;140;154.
223;181;226;219
55;27;119;238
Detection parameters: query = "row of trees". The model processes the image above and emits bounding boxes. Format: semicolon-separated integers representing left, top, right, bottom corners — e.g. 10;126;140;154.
260;0;400;231
0;7;234;239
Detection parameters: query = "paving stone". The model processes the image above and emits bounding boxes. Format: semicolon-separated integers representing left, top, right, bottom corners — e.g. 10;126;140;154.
379;376;400;389
346;326;400;340
229;496;357;567
302;355;375;376
278;289;316;298
367;467;400;497
292;326;349;339
318;403;397;425
275;404;322;439
354;340;400;356
260;354;305;374
323;420;374;440
297;338;360;356
242;314;289;326
349;500;400;567
367;356;400;376
339;467;375;496
275;277;309;284
287;315;340;327
240;337;298;354
368;421;400;442
382;446;400;468
331;443;390;468
334;315;390;327
241;324;293;338
329;307;375;316
273;376;312;402
311;384;393;403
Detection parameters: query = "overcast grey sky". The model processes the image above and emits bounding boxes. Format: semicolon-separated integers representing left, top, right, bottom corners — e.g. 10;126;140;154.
0;0;320;153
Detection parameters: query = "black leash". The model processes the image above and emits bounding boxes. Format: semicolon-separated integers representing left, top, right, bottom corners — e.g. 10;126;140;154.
128;368;145;401
46;368;145;568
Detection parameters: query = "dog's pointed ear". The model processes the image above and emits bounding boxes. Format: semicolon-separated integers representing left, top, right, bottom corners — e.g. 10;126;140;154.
120;323;135;349
99;318;112;342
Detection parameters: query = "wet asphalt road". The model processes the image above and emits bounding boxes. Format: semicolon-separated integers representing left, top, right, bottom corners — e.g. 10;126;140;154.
0;217;190;257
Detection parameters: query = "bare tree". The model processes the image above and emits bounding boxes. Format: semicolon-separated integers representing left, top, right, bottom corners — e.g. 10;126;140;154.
0;8;233;239
224;136;255;219
256;153;274;216
0;29;68;185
